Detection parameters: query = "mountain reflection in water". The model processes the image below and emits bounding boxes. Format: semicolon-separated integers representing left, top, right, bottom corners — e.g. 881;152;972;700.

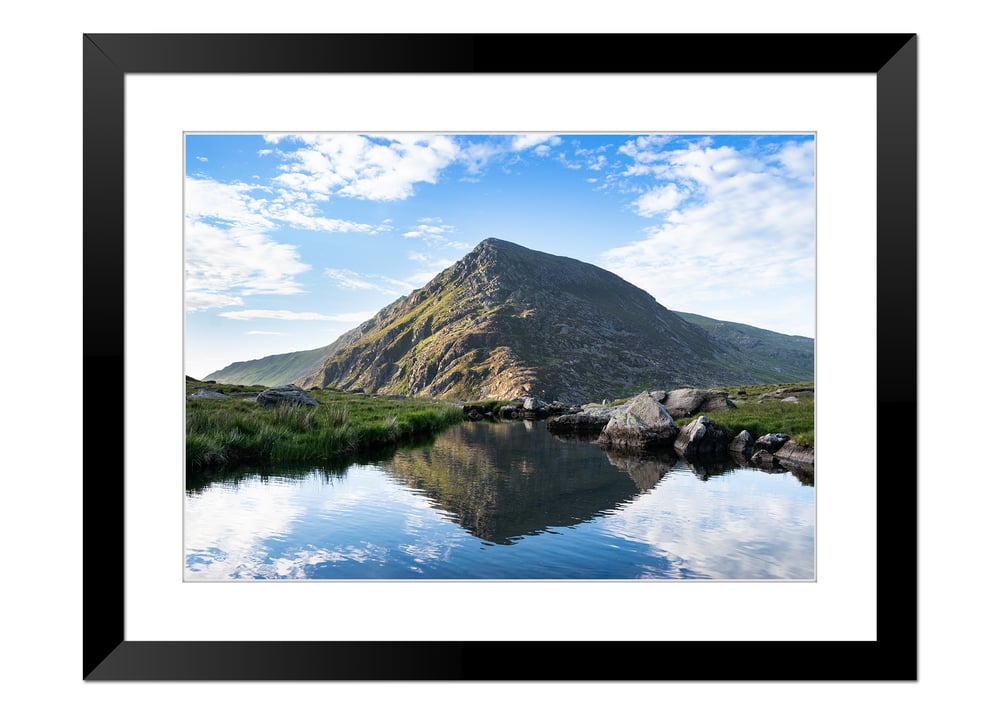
381;421;677;544
185;419;815;580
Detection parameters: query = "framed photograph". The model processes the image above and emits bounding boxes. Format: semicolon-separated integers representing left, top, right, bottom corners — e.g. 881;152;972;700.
84;33;916;680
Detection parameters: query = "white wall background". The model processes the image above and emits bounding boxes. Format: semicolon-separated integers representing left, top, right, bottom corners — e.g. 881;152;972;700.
0;2;991;712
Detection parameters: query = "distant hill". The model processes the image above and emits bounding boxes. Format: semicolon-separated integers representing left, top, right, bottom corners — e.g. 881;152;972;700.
202;343;334;387
205;238;814;402
672;312;814;385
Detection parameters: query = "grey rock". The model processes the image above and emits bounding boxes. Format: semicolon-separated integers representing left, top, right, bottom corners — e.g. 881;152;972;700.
751;449;787;471
728;429;754;455
781;396;800;403
546;400;628;433
598;392;678;450
663;388;735;418
673;415;732;459
754;433;791;453
255;384;320;408
774;440;815;471
523;396;548;411
650;390;667;403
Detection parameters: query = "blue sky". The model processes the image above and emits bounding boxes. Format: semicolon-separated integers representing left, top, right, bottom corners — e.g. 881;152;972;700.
184;133;815;380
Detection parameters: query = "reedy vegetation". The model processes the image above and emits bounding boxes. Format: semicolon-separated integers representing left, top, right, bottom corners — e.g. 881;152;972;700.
186;382;463;472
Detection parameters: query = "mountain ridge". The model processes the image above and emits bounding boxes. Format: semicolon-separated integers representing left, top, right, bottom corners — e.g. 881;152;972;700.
204;238;814;402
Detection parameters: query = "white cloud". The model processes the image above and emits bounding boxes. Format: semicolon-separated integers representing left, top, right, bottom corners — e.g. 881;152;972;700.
184;219;309;312
633;184;687;216
270;133;460;201
402;220;468;253
602;138;815;328
399;251;462;289
408;252;455;270
187;176;381;235
458;141;505;175
218;309;375;322
185;177;276;231
185;292;245;311
196;155;208;162
325;268;403;296
403;223;451;240
184;174;389;313
268;206;376;233
511;134;561;151
246;331;284;335
774;139;816;180
556;152;583;170
403;218;455;244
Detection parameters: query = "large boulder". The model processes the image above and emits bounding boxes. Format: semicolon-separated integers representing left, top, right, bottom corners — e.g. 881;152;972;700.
523;396;548;411
598;392;678;450
255;384;320;408
754;433;791;453
673;415;732;459
728;429;754;456
750;449;786;472
663;388;735;418
774;440;815;472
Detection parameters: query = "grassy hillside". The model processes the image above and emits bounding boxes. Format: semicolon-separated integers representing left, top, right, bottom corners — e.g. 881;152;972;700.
202;343;336;387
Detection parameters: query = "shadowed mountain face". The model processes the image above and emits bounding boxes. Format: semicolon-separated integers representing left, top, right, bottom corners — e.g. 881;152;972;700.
208;238;814;402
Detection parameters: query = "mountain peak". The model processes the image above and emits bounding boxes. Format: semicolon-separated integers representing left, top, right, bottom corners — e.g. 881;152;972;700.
208;239;814;397
477;236;517;249
469;236;533;260
290;240;813;401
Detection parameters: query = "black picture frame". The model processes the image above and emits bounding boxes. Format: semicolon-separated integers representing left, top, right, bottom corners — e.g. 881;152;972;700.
83;33;917;681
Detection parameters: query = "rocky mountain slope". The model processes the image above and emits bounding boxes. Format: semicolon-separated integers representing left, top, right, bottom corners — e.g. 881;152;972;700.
245;238;811;403
672;311;814;383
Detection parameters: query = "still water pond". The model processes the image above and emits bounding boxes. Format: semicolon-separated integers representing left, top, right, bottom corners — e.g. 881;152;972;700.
185;420;814;580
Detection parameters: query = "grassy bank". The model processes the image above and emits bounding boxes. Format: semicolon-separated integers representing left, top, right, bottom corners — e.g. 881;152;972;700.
186;381;463;472
675;382;814;446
